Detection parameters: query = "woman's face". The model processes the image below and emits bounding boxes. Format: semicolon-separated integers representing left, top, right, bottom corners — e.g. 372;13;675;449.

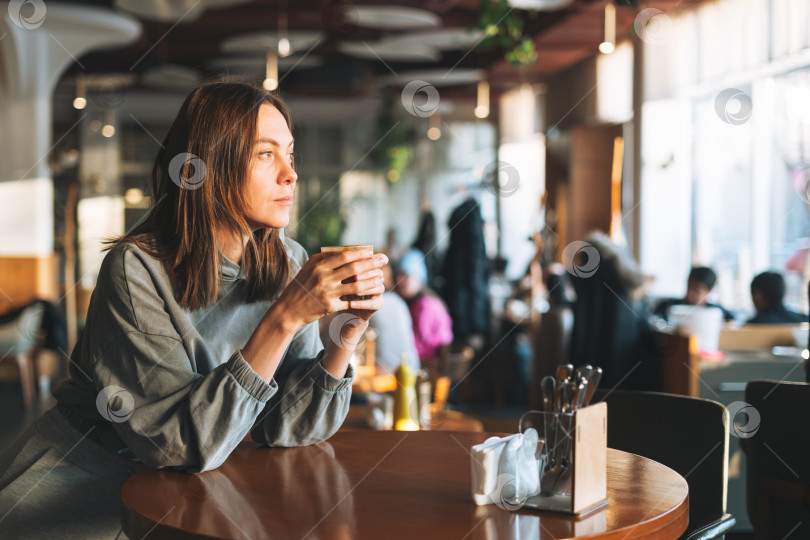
243;103;298;230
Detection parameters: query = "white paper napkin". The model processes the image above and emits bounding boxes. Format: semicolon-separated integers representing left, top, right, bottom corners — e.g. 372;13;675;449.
471;429;540;507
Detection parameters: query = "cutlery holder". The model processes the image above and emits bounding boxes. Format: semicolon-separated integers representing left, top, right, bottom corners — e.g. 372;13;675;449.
520;402;608;516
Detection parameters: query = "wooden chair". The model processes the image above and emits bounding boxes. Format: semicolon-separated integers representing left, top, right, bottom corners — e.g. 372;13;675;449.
0;303;44;409
742;380;810;540
593;389;736;540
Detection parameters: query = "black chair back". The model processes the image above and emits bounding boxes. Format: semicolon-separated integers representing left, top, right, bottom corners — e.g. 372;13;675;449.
743;380;810;540
593;389;734;539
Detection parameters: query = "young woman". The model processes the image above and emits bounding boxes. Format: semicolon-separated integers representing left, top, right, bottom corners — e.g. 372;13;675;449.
0;80;387;538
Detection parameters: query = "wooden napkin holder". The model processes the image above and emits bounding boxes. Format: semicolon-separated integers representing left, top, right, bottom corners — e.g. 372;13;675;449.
524;401;608;517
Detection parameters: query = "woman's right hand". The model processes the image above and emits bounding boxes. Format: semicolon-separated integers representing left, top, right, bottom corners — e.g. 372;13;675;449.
273;248;387;330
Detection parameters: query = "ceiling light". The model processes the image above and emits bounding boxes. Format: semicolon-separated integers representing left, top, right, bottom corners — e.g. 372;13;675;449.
344;6;441;30
507;0;574;10
599;2;616;55
338;41;441;62
220;31;323;55
475;81;490;119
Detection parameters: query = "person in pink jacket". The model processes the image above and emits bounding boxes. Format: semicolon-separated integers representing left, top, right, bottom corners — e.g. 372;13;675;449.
394;249;454;370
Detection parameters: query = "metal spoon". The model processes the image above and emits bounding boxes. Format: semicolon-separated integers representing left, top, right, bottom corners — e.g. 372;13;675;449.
541;380;577;495
555;364;574;390
561;378;587;463
540;376;557;466
540;376;556;414
573;376;590;411
584;366;603;405
574;365;593;385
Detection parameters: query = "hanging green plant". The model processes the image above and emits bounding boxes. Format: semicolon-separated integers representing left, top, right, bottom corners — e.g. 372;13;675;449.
506;37;538;66
385;145;413;181
476;0;538;67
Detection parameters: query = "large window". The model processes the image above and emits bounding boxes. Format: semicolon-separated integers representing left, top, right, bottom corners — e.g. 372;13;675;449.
691;84;756;313
768;69;810;312
641;0;810;317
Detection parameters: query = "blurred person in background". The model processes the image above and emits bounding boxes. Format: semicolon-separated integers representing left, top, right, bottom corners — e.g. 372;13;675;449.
384;226;404;266
569;232;659;390
442;197;489;350
748;271;805;324
367;257;420;374
653;266;734;322
544;263;577;308
412;210;442;292
395;249;453;372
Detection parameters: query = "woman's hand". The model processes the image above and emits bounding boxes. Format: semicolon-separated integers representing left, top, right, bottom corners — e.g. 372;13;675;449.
309;251;387;380
342;254;388;322
244;249;385;382
274;248;388;331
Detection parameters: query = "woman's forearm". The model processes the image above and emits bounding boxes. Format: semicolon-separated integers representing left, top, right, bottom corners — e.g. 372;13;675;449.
241;301;365;382
241;302;301;382
321;318;368;379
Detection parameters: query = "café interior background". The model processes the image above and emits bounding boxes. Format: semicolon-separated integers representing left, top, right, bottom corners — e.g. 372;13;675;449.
1;0;808;321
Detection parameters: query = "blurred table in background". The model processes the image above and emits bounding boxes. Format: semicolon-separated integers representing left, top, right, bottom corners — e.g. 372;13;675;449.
351;365;397;394
341;403;484;432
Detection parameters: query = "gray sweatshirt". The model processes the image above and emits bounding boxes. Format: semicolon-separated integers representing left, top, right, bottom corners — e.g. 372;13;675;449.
53;237;353;473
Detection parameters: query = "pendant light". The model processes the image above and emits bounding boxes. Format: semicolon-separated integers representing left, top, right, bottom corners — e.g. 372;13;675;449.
427;113;441;140
278;6;291;57
263;49;279;91
73;73;87;110
101;109;115;138
474;81;490;119
599;2;616;54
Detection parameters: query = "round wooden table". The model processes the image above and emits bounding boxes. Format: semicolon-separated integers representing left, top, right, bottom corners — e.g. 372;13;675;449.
121;431;689;540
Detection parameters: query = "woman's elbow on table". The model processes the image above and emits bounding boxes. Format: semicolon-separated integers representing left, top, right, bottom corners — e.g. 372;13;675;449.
250;391;351;447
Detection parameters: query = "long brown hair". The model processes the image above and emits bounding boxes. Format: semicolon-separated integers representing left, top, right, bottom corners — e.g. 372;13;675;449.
107;79;293;310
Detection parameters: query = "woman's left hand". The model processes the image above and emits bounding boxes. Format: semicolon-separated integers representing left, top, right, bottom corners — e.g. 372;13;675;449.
345;299;384;322
320;255;388;377
340;255;388;321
